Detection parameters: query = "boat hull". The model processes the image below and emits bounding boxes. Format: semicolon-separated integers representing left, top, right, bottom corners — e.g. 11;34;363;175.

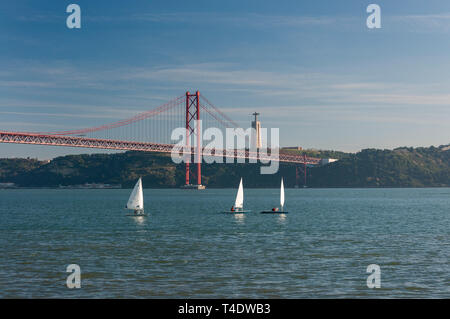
260;211;289;214
222;210;252;214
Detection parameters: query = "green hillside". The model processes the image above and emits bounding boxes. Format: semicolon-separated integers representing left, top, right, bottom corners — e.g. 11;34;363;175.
0;144;448;188
308;146;449;187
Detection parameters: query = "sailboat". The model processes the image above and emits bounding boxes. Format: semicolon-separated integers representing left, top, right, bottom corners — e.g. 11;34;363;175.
261;178;289;214
224;178;251;213
126;177;146;216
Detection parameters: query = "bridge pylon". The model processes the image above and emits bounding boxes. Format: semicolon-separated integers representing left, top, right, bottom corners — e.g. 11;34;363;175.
295;154;308;188
182;91;205;189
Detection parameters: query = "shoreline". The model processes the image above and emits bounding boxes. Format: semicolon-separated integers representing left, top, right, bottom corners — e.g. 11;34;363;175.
1;186;449;190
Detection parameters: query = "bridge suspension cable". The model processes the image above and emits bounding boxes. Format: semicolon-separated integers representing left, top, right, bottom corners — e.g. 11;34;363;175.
0;91;322;167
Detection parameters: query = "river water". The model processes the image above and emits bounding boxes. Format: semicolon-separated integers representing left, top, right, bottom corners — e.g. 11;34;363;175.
0;188;448;298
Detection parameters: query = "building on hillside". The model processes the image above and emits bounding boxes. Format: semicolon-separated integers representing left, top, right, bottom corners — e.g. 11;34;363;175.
0;183;17;189
320;158;338;165
282;146;303;151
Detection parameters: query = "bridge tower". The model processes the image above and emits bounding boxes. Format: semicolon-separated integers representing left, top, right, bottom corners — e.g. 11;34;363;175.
183;91;205;189
295;154;308;188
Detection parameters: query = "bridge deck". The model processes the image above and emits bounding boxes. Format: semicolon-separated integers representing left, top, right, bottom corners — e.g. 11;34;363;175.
0;131;320;165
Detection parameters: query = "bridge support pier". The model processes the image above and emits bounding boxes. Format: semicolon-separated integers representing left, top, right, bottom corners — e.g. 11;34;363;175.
303;154;307;188
295;154;308;188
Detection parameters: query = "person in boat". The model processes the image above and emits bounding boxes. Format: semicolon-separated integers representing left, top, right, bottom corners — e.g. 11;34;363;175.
231;206;235;212
272;207;279;212
134;206;142;215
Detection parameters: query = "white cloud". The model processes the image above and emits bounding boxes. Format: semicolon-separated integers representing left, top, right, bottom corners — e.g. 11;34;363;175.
390;13;450;32
1;60;449;134
86;12;343;28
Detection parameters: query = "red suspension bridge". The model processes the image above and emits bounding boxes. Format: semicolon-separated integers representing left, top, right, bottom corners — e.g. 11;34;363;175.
0;91;320;187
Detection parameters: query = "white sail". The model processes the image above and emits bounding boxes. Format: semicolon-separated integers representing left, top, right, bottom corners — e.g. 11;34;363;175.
280;178;285;210
126;178;144;210
234;178;244;209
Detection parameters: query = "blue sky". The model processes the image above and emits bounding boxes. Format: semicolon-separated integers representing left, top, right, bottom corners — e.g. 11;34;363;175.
1;0;450;158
